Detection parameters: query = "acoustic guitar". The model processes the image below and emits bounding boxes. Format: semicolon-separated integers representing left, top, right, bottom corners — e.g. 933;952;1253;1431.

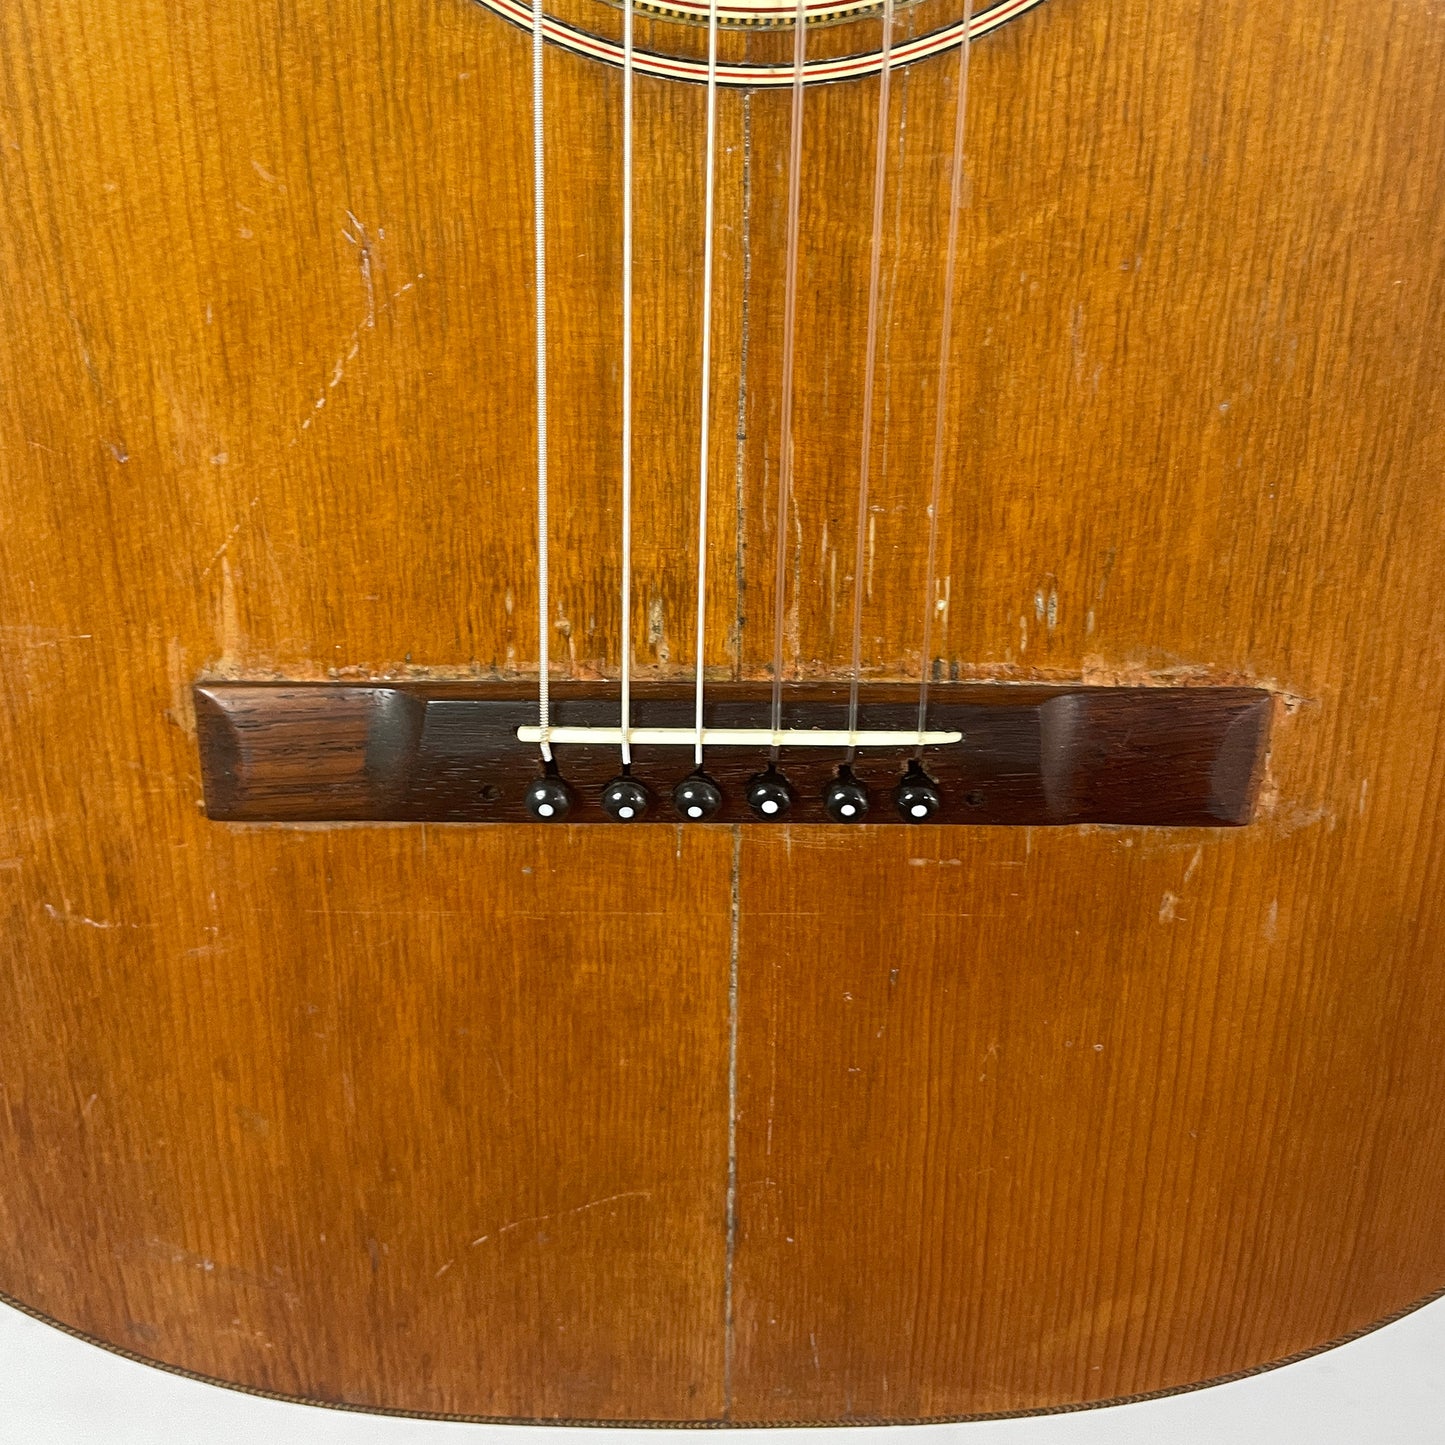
2;0;1443;1423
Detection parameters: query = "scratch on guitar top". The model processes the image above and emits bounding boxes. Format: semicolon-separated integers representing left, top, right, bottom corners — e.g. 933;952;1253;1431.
290;268;426;446
217;556;242;669
134;1237;294;1298
199;495;262;580
467;1190;652;1251
341;210;377;329
486;1044;513;1102
0;626;93;648
43;903;134;930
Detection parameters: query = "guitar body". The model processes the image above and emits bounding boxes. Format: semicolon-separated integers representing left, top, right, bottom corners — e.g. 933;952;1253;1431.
2;0;1444;1422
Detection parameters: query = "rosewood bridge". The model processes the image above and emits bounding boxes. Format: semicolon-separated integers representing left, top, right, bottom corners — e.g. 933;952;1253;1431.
196;681;1272;828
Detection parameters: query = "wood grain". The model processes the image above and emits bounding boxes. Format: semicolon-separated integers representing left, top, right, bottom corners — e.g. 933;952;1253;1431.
0;0;1443;1421
732;820;1445;1418
0;820;733;1417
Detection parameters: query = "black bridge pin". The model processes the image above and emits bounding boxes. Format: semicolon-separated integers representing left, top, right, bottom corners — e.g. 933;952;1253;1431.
601;773;652;822
746;768;794;821
894;764;942;822
672;773;723;822
824;768;870;823
524;772;574;822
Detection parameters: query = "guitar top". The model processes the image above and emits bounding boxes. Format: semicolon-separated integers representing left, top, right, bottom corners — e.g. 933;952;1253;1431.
1;0;1443;1423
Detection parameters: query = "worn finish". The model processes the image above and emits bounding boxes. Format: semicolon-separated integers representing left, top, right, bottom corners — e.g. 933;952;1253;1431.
0;818;733;1417
731;817;1445;1418
194;680;1271;825
0;0;1444;1425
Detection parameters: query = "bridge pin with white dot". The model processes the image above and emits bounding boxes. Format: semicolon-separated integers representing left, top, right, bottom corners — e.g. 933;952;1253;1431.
525;774;574;822
601;775;651;822
894;766;941;822
672;774;723;822
746;770;793;821
824;771;870;823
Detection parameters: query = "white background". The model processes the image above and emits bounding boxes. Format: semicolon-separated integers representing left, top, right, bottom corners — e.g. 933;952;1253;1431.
2;1296;1442;1444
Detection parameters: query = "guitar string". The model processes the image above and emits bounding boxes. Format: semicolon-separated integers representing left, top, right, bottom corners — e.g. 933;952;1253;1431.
917;0;974;751
844;0;895;762
619;0;636;768
769;0;808;759
532;0;552;762
541;0;963;771
693;0;721;770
